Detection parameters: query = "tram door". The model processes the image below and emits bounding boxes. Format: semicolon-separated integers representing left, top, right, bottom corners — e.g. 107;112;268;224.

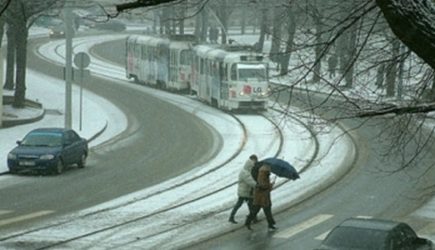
210;61;221;104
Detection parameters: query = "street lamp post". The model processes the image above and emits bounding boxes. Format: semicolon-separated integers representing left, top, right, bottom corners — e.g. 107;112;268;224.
64;1;74;129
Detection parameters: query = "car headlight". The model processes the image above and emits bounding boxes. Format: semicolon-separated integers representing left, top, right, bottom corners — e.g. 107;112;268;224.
7;153;17;160
40;154;55;160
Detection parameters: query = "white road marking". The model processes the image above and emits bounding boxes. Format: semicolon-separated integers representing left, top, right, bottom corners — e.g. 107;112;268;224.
0;211;54;227
274;214;334;239
0;210;12;216
315;230;330;240
355;215;373;219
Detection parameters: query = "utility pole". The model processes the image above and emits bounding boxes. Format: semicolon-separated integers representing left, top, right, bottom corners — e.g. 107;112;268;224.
64;1;74;129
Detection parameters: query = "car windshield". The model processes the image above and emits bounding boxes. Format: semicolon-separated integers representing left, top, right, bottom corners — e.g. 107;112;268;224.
21;132;63;147
323;227;388;249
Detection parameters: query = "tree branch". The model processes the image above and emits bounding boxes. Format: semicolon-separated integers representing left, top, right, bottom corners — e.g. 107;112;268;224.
358;102;435;117
115;0;182;12
376;0;435;69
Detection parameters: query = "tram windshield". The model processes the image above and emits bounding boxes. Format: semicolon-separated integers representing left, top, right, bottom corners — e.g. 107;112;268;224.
237;64;267;81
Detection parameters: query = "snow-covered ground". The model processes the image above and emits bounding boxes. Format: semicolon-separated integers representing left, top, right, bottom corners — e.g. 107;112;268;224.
0;28;357;248
0;65;355;247
0;25;434;248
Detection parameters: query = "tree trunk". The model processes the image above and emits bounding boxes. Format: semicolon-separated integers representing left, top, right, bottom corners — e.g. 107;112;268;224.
386;38;400;97
431;71;435;100
269;6;283;63
0;18;4;48
240;7;246;35
312;12;322;83
200;10;208;42
13;25;27;108
280;6;296;76
337;1;358;88
162;7;172;35
344;23;357;88
153;10;159;34
375;63;385;88
216;1;229;44
376;0;435;70
4;25;15;90
177;5;186;35
256;6;268;53
194;11;201;39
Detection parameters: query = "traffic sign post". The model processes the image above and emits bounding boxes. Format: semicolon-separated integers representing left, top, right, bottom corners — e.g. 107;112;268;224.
74;52;91;131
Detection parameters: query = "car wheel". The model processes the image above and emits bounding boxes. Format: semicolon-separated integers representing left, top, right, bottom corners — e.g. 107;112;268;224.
78;153;87;168
54;160;64;175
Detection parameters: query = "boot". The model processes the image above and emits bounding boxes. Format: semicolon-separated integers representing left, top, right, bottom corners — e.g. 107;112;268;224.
245;216;252;230
228;217;237;224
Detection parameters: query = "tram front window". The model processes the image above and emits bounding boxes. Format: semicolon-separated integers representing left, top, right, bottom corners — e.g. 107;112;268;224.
237;64;266;81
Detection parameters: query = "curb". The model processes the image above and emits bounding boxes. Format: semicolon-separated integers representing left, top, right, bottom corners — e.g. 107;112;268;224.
1;96;45;128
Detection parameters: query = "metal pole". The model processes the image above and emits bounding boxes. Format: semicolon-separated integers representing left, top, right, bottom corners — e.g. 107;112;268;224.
64;1;73;129
79;69;83;131
0;51;3;128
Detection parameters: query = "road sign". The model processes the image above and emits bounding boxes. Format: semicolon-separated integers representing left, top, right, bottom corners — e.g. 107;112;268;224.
74;52;90;69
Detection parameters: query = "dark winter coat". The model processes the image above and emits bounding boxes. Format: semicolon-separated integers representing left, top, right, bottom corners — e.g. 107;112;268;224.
253;165;273;207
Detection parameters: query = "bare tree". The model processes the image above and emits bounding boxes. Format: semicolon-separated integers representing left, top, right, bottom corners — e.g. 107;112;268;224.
280;3;297;76
3;0;63;108
3;22;15;90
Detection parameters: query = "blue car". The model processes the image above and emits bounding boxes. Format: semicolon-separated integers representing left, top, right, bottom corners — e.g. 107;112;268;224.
7;128;88;175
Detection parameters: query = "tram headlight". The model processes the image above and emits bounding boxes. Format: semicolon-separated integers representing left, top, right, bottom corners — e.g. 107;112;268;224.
262;87;271;96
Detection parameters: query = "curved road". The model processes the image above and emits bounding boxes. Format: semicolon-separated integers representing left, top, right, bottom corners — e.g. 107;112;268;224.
186;86;435;248
2;34;435;250
88;37;435;249
0;36;218;234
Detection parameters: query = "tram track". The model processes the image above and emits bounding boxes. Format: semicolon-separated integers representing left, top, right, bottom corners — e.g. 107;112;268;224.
0;35;327;249
0;111;318;250
0;110;300;249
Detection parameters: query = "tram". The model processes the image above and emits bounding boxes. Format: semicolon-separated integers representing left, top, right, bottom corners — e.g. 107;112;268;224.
126;34;269;111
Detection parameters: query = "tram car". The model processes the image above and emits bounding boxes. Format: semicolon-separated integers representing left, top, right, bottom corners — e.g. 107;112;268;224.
126;34;270;112
126;34;196;92
191;44;269;111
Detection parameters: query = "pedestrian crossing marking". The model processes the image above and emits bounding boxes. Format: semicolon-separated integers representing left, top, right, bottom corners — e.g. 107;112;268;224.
274;214;334;239
355;215;373;219
0;210;54;227
315;230;330;240
418;222;435;235
0;210;12;216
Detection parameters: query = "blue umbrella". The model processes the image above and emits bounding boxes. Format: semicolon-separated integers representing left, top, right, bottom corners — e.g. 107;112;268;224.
262;157;300;180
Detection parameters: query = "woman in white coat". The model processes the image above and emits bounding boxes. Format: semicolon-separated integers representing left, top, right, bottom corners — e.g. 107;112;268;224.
228;154;258;224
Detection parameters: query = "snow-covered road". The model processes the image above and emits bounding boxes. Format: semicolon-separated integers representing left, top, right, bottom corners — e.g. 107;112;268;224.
0;33;355;249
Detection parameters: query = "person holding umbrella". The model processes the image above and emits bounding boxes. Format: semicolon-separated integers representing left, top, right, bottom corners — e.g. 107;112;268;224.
245;164;277;231
228;154;258;224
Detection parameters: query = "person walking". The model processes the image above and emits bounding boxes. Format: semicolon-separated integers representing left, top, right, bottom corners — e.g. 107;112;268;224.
245;164;277;231
228;154;258;224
